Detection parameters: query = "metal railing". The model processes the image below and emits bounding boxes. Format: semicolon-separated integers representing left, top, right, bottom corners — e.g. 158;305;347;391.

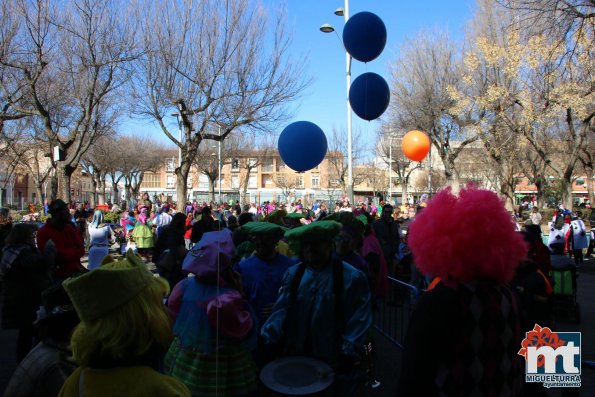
374;276;420;349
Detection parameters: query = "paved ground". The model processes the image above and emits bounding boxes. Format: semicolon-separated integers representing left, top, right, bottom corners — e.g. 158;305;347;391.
1;254;594;396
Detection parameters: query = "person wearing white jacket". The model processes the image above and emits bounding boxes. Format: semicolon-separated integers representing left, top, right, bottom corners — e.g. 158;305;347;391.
570;212;588;265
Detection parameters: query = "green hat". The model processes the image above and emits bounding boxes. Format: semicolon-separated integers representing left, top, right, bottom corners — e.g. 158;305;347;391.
235;240;256;260
284;220;342;242
286;212;305;219
263;209;287;225
63;250;155;323
323;212;365;236
356;214;368;225
240;222;286;238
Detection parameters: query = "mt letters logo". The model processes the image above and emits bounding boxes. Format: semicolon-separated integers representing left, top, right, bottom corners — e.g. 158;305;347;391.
518;324;581;388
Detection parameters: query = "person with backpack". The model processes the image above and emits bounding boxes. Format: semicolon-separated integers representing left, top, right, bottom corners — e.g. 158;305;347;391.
261;221;373;396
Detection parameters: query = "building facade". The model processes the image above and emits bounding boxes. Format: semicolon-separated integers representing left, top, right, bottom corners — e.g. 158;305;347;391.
140;152;345;206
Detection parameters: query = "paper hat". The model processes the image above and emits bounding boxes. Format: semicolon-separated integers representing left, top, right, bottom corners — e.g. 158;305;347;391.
63;250;155;322
182;229;235;276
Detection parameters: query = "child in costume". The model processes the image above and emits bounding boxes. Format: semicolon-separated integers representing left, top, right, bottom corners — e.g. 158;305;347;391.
132;209;154;259
58;251;190;397
164;230;258;397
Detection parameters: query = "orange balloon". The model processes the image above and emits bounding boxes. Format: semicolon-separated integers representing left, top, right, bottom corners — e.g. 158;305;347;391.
401;130;430;161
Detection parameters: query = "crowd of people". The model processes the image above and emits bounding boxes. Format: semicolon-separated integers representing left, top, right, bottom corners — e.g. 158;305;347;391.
0;188;593;396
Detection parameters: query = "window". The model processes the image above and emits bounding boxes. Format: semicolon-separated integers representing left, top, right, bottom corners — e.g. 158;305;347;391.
198;174;209;189
166;175;175;189
143;173;161;189
231;159;240;171
262;158;273;172
261;175;272;187
166;158;176;173
330;179;340;187
248;175;257;188
248;158;257;168
231;175;240;189
297;175;304;188
311;174;320;188
276;158;286;172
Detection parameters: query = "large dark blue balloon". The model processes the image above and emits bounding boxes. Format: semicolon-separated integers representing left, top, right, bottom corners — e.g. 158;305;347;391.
343;12;387;63
349;72;390;121
278;121;328;172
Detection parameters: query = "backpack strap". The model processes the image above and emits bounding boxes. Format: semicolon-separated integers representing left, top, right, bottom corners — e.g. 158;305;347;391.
288;262;307;309
279;262;307;353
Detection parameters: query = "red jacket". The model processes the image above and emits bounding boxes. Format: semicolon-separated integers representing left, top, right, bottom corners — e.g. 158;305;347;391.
184;216;193;240
37;222;86;278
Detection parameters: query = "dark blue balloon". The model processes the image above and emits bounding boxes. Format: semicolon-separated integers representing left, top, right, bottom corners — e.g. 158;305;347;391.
278;121;328;172
349;72;390;121
343;12;387;63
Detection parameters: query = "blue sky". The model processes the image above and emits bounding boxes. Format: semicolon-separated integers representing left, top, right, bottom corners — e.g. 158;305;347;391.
125;1;474;149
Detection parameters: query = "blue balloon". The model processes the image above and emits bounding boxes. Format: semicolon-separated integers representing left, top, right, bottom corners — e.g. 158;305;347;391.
278;121;328;172
349;72;390;121
343;12;387;63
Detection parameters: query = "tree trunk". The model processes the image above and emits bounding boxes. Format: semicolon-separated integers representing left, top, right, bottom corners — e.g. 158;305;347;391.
211;177;217;204
585;168;594;207
111;180;119;204
175;162;191;207
242;183;249;206
50;171;59;201
35;185;45;215
91;179;98;207
560;178;573;209
125;183;132;206
401;180;408;205
98;178;106;204
57;163;74;202
534;174;547;209
443;157;460;191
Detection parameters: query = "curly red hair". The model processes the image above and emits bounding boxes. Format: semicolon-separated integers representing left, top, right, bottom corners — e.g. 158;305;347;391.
408;187;527;283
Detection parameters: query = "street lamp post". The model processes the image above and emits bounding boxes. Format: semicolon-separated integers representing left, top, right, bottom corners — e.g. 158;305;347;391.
388;134;393;205
218;125;222;204
320;1;354;205
427;143;432;196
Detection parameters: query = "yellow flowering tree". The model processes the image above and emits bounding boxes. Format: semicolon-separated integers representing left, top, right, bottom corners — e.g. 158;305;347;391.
449;0;594;208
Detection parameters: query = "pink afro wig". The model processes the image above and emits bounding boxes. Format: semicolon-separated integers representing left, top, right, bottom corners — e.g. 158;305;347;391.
408;186;527;283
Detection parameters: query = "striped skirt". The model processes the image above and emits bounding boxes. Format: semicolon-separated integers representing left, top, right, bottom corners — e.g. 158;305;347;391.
164;337;257;397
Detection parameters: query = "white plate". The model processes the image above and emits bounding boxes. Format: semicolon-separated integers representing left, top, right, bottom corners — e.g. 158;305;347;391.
260;356;334;395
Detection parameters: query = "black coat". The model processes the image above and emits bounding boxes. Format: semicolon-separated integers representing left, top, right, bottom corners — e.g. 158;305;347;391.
372;218;400;263
1;246;51;330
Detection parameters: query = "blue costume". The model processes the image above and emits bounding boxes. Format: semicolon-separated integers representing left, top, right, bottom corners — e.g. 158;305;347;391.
334;251;368;275
261;261;372;366
236;253;295;327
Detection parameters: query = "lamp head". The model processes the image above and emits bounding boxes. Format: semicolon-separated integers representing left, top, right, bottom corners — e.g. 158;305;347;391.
319;24;335;33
